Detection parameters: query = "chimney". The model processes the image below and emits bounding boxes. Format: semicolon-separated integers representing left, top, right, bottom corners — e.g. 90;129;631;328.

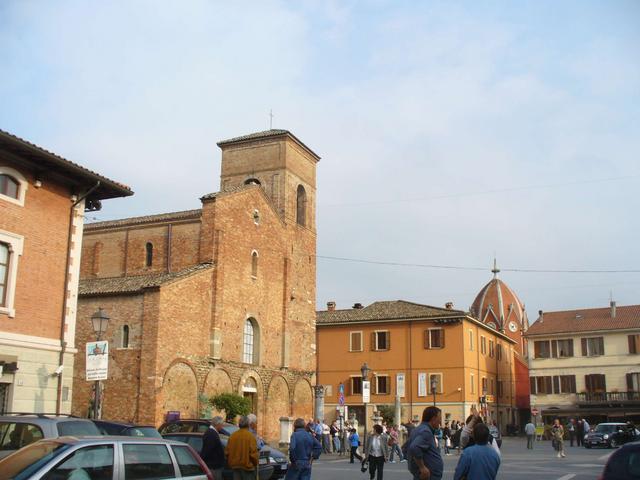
327;301;336;311
611;300;617;318
538;310;544;323
353;303;363;309
445;302;454;310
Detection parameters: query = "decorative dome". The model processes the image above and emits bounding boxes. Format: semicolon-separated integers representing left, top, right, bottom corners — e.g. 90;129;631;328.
470;260;529;341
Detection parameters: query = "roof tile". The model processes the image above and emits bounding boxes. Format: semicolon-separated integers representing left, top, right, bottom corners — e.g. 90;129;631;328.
85;209;202;230
525;304;640;336
317;300;465;324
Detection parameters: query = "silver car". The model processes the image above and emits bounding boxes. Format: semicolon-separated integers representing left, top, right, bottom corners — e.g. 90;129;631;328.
0;436;213;480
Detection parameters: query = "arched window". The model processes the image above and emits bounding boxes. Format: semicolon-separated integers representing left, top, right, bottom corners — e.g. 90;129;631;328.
122;325;130;348
251;251;258;278
145;242;153;267
296;185;307;226
244;178;261;186
92;242;103;276
0;174;19;199
243;318;259;364
0;242;10;307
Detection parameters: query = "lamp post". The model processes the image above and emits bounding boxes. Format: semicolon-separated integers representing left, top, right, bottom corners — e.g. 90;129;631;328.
91;308;109;419
481;387;488;419
431;377;438;407
360;362;371;450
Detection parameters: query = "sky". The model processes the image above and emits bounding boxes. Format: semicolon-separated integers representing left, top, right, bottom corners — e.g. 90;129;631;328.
1;0;639;317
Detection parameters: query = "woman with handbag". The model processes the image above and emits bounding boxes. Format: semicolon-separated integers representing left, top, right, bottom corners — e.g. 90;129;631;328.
364;424;389;480
349;428;364;464
551;418;566;458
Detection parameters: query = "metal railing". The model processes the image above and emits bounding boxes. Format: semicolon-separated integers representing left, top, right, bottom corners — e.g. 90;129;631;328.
576;391;640;403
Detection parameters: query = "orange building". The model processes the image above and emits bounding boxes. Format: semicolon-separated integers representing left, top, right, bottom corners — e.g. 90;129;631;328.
316;300;518;431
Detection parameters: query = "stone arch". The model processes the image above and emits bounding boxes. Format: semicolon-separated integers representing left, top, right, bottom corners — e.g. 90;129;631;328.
238;370;264;427
161;361;198;419
292;378;313;421
265;375;290;442
203;367;234;420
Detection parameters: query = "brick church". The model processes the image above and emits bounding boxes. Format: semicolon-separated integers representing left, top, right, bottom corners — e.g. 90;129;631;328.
71;130;318;441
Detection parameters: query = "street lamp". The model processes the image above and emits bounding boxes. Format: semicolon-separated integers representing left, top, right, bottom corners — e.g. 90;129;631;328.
90;308;109;419
431;377;438;407
481;387;488;419
360;363;371;450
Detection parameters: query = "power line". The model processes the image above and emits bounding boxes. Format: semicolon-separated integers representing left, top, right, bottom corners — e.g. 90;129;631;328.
316;255;640;274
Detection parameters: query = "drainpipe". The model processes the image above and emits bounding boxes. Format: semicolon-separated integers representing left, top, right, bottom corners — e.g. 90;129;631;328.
56;181;101;415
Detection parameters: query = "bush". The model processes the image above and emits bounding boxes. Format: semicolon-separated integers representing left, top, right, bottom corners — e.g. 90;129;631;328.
210;393;251;422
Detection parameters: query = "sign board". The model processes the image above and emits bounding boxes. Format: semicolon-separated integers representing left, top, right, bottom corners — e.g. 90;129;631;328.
338;383;345;406
531;408;539;416
418;373;427;397
86;341;109;381
396;373;405;397
362;380;371;403
485;394;495;403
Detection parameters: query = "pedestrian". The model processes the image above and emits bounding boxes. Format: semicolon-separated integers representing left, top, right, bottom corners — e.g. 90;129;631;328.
349;428;364;463
567;418;576;447
453;423;501;480
226;415;259;480
200;416;225;480
551;418;566;458
388;425;405;463
582;418;590;434
435;426;443;453
247;413;265;450
321;420;331;453
524;420;535;449
364;424;389;480
313;419;323;439
460;407;500;457
342;422;351;455
284;417;322;480
330;421;341;453
443;422;451;456
576;420;584;447
406;406;444;480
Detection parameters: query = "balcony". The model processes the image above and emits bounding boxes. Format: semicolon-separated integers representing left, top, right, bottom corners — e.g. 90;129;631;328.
576;391;640;405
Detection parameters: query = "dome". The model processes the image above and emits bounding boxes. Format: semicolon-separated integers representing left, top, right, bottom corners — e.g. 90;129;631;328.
470;260;529;338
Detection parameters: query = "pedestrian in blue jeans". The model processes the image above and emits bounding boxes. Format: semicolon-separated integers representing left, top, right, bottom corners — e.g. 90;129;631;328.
285;418;322;480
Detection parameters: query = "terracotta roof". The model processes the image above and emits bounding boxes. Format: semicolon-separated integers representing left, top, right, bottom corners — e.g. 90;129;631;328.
317;300;465;324
0;129;133;200
79;263;213;296
525;304;640;336
216;129;321;160
200;183;257;201
85;209;202;230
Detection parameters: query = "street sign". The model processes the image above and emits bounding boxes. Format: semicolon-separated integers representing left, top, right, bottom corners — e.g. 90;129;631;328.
362;380;371;403
531;408;539;416
396;373;405;397
485;394;495;403
338;383;345;406
86;341;109;381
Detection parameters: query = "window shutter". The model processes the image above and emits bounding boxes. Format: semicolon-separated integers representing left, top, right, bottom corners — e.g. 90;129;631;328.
534;342;540;358
598;374;606;392
629;335;636;354
551;340;558;358
553;376;560;394
581;338;587;356
386;332;391;350
425;330;430;349
585;374;592;393
570;376;576;393
627;373;634;391
598;337;605;355
371;332;377;351
545;376;552;394
441;329;445;348
568;340;574;357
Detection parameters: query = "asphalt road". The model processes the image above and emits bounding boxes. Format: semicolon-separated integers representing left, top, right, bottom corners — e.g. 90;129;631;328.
308;437;611;480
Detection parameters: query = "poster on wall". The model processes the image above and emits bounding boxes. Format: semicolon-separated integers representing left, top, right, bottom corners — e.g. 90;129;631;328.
86;341;109;381
396;373;405;397
418;372;427;397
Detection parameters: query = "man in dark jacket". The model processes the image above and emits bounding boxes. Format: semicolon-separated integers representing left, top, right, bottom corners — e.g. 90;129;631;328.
284;417;322;480
201;416;225;479
407;406;443;480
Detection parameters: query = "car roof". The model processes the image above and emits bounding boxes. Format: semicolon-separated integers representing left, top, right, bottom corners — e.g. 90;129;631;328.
598;422;627;425
94;420;156;428
0;415;94;424
41;436;190;445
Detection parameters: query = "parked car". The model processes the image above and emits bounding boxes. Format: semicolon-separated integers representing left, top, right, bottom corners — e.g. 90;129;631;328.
0;436;213;480
585;423;638;448
161;432;275;480
0;414;101;459
158;419;211;434
599;441;640;479
93;420;161;438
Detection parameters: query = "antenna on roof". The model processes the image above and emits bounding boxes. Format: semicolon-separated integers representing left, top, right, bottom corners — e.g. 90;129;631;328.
492;257;500;279
269;109;274;130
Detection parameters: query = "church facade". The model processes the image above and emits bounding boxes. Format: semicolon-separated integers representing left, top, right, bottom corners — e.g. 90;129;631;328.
71;130;318;441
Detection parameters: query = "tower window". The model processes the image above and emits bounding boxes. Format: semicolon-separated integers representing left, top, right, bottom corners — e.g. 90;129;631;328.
0;174;19;199
243;318;259;364
122;325;130;348
253;209;260;225
244;178;261;186
0;242;10;307
296;185;307;226
145;242;153;267
251;251;258;278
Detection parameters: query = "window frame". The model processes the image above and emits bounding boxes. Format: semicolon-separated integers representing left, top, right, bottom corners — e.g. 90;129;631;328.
121;325;130;349
428;373;443;394
373;330;390;351
469;330;474;351
375;375;390;395
0;167;28;207
470;373;475;394
427;328;444;349
628;334;640;354
350;376;363;395
480;336;487;355
296;184;307;226
582;337;605;357
242;318;259;365
534;340;551;359
251;250;259;279
349;331;363;352
489;339;495;358
0;230;24;317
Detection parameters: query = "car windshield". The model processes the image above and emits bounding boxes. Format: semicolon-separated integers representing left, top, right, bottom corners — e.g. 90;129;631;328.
57;421;101;437
595;425;619;433
0;440;71;480
127;427;161;438
221;425;239;436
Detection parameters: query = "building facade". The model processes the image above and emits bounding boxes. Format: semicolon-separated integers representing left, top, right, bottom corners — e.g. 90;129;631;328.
526;302;640;424
72;130;318;441
316;301;518;431
0;129;131;414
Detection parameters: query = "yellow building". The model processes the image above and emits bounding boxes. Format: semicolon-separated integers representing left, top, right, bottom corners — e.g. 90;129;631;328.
526;302;640;423
316;300;517;431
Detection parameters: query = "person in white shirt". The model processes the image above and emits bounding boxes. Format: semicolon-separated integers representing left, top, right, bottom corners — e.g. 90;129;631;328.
364;424;390;480
321;421;331;453
524;421;536;449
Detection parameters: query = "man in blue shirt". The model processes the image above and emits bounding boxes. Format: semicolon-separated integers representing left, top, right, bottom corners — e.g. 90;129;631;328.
453;423;501;480
407;406;444;480
285;418;322;480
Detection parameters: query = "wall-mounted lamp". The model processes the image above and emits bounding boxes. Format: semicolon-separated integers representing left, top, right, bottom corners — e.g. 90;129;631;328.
34;179;42;188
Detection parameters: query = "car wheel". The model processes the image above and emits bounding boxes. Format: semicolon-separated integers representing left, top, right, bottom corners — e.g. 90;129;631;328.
610;438;618;448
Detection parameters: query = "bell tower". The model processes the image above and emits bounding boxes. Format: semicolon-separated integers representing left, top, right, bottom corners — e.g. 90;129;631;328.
217;129;319;231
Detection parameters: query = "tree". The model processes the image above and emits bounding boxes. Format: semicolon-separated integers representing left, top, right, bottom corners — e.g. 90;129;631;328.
378;405;396;426
210;393;251;422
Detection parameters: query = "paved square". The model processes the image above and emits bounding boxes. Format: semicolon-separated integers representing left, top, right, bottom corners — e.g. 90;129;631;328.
310;437;612;480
